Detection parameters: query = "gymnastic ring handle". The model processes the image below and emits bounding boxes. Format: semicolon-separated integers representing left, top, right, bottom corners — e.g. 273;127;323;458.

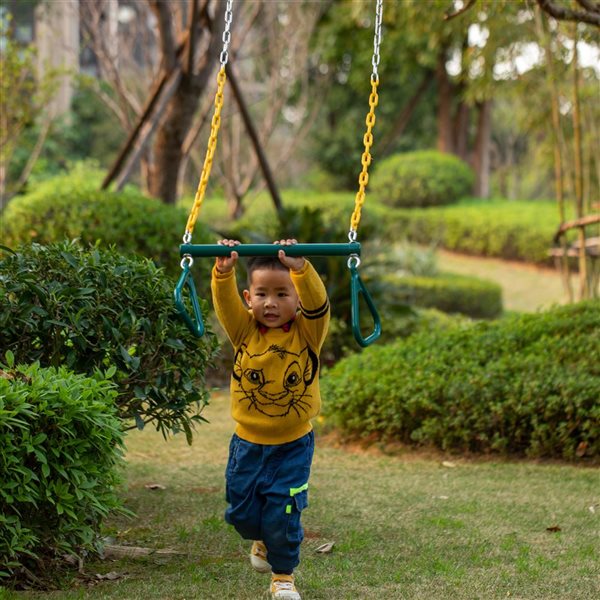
174;263;205;338
349;262;381;347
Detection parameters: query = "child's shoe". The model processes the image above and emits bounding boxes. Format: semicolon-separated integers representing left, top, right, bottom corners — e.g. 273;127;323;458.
250;540;271;573
270;573;300;600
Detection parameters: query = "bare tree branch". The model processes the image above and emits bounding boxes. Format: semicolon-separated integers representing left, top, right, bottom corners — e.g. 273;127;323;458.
536;0;600;26
5;117;52;202
444;0;477;21
80;2;142;117
575;0;600;15
101;34;189;190
225;63;284;216
148;0;178;70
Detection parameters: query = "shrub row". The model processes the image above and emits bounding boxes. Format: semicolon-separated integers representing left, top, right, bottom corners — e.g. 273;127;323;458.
383;199;565;264
321;301;600;459
0;242;219;439
197;192;562;266
0;359;125;582
2;168;212;279
386;273;503;319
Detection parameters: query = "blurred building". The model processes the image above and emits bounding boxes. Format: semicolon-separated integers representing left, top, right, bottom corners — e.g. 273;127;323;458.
5;0;125;119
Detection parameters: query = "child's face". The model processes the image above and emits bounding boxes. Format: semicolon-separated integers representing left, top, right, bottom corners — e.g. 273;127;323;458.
243;268;299;328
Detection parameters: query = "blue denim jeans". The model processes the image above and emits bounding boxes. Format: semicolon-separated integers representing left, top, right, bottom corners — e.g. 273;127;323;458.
225;431;315;573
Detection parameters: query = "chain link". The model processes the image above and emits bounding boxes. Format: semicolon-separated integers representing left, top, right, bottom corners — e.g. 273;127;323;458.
371;0;383;82
184;67;227;241
183;2;235;245
349;0;383;238
220;0;234;66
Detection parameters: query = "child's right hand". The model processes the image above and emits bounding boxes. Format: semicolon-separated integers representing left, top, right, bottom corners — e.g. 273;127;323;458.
216;239;240;273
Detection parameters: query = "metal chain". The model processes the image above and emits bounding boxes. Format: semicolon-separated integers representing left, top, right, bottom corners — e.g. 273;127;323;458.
349;0;383;239
184;67;227;240
371;0;383;82
183;1;235;245
220;0;234;66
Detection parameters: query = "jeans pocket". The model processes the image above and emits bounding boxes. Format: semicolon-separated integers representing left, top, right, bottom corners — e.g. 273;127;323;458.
225;435;241;478
286;489;308;544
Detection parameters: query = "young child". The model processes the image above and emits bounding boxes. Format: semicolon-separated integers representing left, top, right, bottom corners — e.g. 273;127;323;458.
211;238;330;600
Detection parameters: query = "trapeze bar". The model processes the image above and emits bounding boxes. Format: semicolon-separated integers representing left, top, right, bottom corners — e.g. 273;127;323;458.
179;242;361;258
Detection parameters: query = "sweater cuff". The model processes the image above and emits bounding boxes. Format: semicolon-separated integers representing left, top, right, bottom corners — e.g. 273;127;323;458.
290;260;310;278
212;265;236;280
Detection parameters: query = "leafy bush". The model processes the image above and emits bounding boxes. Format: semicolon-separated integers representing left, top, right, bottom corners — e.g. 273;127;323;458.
0;357;125;583
0;242;219;438
371;150;474;208
321;301;600;459
2;166;212;279
385;199;570;264
386;273;503;319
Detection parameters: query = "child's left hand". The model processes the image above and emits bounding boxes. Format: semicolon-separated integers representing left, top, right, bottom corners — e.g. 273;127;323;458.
275;239;305;272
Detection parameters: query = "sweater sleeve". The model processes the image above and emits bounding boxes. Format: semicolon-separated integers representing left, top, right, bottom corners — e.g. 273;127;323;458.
211;265;253;347
291;260;330;351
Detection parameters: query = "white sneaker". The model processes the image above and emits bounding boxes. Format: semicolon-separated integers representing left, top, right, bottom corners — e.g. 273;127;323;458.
250;540;271;573
270;573;301;600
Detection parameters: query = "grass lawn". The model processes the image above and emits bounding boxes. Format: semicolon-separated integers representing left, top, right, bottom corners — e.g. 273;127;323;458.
12;393;599;600
436;249;576;313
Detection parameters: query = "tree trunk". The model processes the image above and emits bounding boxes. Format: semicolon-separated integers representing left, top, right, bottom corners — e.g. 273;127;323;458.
472;100;492;198
454;98;470;163
535;7;573;301
380;71;433;154
148;1;225;204
435;49;454;154
572;25;589;299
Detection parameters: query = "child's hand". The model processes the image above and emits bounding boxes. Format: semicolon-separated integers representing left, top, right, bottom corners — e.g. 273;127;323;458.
275;239;305;272
216;239;240;273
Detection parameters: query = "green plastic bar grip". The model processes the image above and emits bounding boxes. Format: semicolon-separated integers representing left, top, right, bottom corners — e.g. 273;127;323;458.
174;263;205;338
179;242;361;258
349;263;382;347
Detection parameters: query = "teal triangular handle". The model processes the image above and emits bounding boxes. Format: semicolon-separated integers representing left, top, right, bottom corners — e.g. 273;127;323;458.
349;264;382;347
174;265;205;338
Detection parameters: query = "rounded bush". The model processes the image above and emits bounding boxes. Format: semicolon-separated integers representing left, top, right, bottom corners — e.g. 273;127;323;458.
2;168;212;278
321;301;600;459
0;359;125;583
0;242;219;438
387;273;503;319
371;150;474;208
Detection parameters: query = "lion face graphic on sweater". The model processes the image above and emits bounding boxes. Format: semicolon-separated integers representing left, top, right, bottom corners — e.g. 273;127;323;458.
232;344;318;418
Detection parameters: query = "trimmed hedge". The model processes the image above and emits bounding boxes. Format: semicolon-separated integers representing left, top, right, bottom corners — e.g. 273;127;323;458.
386;273;503;319
321;301;600;459
383;199;567;264
0;358;125;582
195;192;563;266
0;242;219;438
370;150;474;208
2;169;212;278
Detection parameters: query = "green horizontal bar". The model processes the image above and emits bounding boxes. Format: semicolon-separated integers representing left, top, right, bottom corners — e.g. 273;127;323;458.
180;242;361;258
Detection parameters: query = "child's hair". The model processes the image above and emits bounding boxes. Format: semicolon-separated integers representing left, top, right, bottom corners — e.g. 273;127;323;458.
246;256;289;285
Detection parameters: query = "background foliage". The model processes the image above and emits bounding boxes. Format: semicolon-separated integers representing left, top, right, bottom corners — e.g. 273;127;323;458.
1;164;212;280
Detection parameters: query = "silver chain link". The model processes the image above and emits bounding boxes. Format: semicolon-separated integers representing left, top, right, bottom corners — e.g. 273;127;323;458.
371;0;383;82
220;0;234;66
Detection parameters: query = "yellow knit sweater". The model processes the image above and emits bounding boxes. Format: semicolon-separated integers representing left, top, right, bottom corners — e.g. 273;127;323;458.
211;261;330;444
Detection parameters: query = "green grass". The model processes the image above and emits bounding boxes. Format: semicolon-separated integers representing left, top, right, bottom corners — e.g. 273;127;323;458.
436;249;574;313
11;393;599;599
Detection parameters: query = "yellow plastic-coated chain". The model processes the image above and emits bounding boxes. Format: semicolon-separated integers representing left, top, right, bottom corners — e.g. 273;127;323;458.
350;77;379;234
185;67;227;238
